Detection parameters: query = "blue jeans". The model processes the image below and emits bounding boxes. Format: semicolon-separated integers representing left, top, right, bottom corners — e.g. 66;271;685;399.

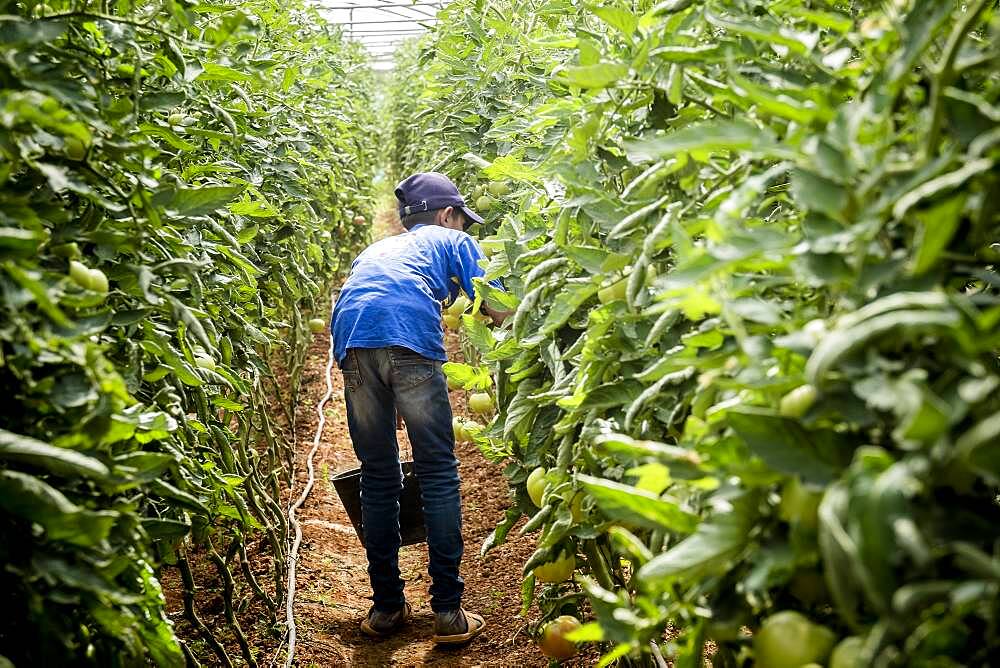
340;346;464;613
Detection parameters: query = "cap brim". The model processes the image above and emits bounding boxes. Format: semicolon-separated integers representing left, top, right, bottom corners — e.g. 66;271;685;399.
460;205;485;229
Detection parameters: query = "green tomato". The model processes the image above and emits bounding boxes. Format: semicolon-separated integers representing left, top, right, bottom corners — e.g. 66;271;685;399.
194;355;216;372
442;314;461;330
753;611;836;668
538;615;581;660
64;136;87;161
69;261;92;289
52;242;81;259
480;239;504;257
830;636;864;668
462;418;482;439
475;195;493;212
168;112;185;126
778;476;822;530
597;277;628;304
597;266;656;304
452;416;469;443
526;466;546;507
486;180;511;197
780;384;818;418
87;268;108;294
447;295;471;317
468;392;494;414
533;550;576;583
308;318;327;333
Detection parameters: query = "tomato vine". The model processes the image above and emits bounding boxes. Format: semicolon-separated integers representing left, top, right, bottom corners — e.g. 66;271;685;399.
0;1;375;664
390;1;1000;665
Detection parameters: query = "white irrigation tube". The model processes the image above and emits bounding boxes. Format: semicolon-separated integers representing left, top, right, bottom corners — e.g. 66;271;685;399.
282;290;338;668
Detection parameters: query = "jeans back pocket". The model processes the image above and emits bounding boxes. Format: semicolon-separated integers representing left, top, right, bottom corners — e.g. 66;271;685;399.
389;347;435;388
341;349;363;391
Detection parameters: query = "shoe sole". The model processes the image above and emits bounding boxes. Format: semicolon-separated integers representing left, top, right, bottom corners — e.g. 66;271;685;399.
361;603;411;637
433;611;486;645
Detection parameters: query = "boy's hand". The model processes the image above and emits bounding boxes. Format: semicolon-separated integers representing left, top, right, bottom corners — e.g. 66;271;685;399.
483;303;514;325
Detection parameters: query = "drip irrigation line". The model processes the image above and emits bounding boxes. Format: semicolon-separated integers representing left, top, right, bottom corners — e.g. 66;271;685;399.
281;288;340;668
650;640;669;668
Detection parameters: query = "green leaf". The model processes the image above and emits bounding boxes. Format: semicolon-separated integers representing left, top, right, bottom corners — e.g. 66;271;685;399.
956;410;1000;484
461;314;496;353
137;123;198;151
728;409;849;484
198;62;255;83
791;168;850;220
566;621;605;642
555;63;629;90
0;227;44;256
624;121;787;163
160;184;245;218
893;158;993;220
0;429;110;480
0;16;66;45
442;362;493;390
0;471;117;547
705;10;819;55
539;282;598;337
563;246;611;274
637;509;751;587
578;474;698;532
482;154;543;182
212;397;245;411
806;308;965;385
3;264;70;326
590;6;638;37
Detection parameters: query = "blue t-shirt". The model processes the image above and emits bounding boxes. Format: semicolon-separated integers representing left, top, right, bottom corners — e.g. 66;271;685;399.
331;224;499;363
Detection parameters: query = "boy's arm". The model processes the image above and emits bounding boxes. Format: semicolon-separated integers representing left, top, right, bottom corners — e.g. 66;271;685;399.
482;303;513;325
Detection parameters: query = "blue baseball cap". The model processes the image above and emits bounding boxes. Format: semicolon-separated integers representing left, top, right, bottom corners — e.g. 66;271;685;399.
395;172;485;231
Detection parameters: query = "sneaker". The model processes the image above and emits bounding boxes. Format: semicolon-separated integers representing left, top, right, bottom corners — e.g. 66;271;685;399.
360;602;411;637
432;608;486;645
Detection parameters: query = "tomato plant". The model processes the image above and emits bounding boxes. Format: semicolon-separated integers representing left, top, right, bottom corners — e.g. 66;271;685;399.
0;1;375;664
389;0;1000;665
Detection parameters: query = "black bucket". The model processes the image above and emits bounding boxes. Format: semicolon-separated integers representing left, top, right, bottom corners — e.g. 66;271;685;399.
331;460;427;547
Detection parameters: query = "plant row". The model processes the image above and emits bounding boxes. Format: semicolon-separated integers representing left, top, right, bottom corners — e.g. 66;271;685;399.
0;1;376;665
388;1;1000;665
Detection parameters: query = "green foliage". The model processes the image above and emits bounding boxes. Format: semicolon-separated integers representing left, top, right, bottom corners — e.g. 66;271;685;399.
389;0;1000;665
0;1;375;664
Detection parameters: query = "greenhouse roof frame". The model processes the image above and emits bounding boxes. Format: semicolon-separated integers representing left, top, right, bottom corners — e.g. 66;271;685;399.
312;0;445;68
